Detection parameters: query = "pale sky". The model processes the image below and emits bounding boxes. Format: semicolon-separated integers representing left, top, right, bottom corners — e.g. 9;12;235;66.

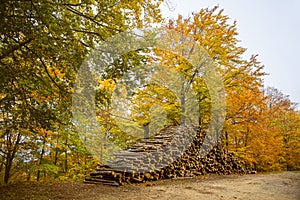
160;0;300;106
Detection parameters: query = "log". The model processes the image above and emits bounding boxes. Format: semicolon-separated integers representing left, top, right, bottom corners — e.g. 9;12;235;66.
84;125;251;186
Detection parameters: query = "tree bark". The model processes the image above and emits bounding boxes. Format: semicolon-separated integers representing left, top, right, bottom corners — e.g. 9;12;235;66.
64;138;68;172
37;131;48;181
143;124;150;139
4;130;21;184
225;131;229;147
180;82;186;125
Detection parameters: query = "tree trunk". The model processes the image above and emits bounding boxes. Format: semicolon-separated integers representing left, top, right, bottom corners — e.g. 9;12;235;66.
225;131;229;147
37;132;47;181
54;136;60;166
64;138;68;172
180;82;186;125
143;124;149;139
4;155;13;184
4;130;21;184
0;157;4;172
27;171;31;181
54;149;58;166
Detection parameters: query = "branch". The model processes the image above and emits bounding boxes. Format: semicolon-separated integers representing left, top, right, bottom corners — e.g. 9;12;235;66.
38;57;64;93
65;6;123;33
61;3;84;7
71;29;104;41
0;39;32;60
18;41;67;96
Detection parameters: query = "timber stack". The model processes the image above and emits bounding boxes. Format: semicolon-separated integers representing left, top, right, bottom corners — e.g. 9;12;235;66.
84;125;250;186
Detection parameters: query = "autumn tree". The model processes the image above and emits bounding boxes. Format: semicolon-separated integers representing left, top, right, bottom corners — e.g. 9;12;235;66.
262;87;300;170
159;6;300;172
0;0;163;183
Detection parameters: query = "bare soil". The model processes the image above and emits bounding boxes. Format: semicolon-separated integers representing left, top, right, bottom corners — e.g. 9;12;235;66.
0;171;299;200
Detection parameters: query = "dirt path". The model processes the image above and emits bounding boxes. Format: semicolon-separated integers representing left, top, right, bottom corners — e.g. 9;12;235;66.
134;172;300;200
1;171;299;200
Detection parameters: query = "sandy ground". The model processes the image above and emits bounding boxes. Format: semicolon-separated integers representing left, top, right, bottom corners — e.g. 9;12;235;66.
1;171;299;200
93;172;300;200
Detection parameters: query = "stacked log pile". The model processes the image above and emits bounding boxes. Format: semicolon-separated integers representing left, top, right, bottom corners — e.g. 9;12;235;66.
84;125;250;186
